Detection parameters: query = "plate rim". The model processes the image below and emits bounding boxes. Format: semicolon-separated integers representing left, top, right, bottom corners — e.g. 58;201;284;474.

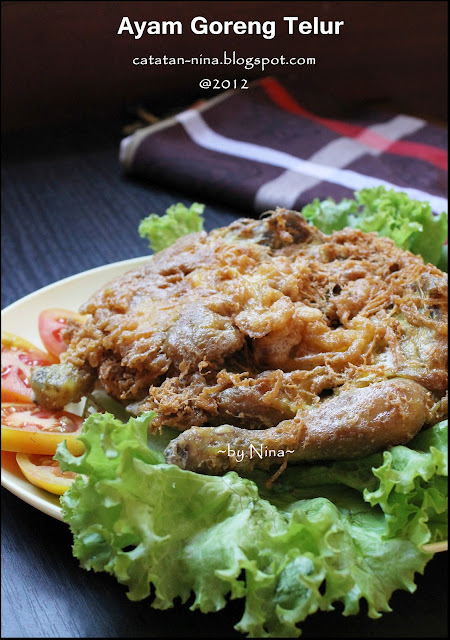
1;467;64;520
1;256;150;522
1;255;150;314
1;257;448;553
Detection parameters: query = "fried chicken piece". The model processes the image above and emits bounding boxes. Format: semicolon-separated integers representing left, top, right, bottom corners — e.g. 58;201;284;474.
164;378;435;473
29;209;448;475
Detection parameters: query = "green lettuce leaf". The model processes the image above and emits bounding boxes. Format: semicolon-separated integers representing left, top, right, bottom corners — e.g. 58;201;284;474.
138;189;447;268
301;187;448;268
139;202;204;253
56;415;447;638
301;197;357;234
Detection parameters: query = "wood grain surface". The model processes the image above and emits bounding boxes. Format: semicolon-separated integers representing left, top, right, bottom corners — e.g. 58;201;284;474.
1;123;448;638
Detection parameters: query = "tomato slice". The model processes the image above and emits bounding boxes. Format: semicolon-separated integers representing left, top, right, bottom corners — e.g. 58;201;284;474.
1;331;58;402
15;452;78;495
1;449;19;474
1;403;85;455
38;308;86;358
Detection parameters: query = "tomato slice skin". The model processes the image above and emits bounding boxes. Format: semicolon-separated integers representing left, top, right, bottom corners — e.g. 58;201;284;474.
1;331;58;402
38;308;86;358
1;402;85;455
15;452;78;495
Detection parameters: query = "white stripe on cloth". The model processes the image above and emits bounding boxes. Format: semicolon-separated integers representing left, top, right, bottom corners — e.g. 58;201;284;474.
255;115;426;210
119;90;234;171
176;110;447;214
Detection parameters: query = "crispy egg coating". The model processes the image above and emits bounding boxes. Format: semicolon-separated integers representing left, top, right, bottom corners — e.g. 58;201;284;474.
30;210;448;473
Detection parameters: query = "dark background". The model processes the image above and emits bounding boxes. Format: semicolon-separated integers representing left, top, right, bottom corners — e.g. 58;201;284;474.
2;0;448;134
1;1;448;638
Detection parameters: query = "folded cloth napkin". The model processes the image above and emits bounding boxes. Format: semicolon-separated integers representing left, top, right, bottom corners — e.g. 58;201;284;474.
120;76;448;214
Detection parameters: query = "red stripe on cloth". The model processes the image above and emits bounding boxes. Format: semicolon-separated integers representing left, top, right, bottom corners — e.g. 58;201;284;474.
260;77;447;171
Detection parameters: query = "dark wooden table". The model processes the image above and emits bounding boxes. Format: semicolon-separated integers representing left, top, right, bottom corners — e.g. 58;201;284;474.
1;125;447;638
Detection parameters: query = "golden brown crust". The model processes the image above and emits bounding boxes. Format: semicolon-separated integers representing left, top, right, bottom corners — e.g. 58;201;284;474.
53;209;447;469
165;378;435;473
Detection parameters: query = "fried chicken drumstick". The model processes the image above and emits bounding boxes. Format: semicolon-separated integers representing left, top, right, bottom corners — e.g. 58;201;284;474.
30;210;448;474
